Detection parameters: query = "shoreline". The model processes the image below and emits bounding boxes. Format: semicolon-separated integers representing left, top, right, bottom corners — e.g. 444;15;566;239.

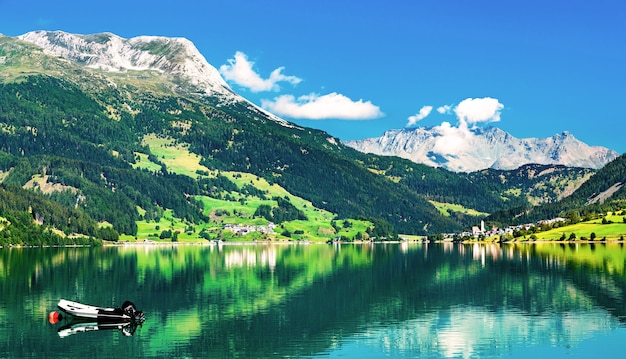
3;238;625;249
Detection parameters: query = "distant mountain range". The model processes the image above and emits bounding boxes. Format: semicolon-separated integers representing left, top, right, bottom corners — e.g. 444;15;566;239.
345;126;619;173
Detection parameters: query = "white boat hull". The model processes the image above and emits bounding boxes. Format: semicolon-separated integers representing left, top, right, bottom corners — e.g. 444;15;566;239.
57;299;131;320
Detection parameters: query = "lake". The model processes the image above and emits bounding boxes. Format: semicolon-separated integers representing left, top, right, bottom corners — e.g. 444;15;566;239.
1;242;626;358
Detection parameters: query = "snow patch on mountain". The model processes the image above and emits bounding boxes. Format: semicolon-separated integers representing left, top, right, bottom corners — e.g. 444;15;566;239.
345;126;619;172
18;30;231;96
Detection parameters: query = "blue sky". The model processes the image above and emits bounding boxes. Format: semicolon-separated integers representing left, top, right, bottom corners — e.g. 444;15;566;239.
1;0;624;153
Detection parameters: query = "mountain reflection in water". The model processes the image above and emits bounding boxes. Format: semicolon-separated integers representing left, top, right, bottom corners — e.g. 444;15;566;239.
1;242;625;358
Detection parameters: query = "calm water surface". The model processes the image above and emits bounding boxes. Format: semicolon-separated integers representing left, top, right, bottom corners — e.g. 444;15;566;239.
1;242;626;358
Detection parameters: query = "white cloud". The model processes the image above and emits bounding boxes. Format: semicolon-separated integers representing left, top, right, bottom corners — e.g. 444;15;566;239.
437;105;453;114
406;106;433;127
261;92;384;120
424;97;505;157
454;97;504;125
219;51;302;92
431;121;474;155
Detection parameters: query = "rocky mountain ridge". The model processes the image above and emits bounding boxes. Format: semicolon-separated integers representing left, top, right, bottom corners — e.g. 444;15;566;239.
18;30;230;95
345;126;619;172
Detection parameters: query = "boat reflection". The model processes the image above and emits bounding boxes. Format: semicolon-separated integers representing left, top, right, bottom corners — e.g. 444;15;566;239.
57;318;142;338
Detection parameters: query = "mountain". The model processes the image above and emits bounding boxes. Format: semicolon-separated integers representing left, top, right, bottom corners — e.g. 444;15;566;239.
2;30;502;242
0;30;605;244
15;31;293;125
344;126;619;173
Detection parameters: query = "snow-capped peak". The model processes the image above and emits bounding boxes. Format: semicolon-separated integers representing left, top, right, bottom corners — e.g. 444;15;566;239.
18;30;231;96
344;126;619;172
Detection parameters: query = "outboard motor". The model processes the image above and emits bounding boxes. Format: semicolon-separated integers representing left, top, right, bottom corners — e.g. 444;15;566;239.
121;301;145;323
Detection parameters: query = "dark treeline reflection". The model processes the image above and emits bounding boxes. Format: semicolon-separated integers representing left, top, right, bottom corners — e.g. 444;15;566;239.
1;242;625;358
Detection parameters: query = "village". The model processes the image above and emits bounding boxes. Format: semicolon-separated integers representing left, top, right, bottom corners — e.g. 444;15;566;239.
216;211;626;243
219;218;574;242
222;222;277;236
444;217;568;242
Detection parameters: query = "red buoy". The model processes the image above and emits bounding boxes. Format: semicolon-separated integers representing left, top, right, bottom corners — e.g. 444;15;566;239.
48;311;61;325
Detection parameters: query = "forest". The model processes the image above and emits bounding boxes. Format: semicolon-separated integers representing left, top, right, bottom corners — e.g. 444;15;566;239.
486;154;626;226
0;75;476;241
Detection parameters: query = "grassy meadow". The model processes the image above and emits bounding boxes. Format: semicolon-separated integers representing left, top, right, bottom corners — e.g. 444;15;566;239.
121;134;372;242
533;213;626;241
429;200;489;217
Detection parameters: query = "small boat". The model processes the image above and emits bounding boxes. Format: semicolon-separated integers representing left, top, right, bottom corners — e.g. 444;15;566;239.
57;299;145;323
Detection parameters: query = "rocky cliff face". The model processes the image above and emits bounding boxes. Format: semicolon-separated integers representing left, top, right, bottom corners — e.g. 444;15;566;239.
18;30;231;96
345;126;619;172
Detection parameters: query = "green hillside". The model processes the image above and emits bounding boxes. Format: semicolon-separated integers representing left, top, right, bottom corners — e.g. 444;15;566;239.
465;164;595;206
487;154;626;227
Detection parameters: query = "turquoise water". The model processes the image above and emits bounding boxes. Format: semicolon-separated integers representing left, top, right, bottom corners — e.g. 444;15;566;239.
1;242;625;358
